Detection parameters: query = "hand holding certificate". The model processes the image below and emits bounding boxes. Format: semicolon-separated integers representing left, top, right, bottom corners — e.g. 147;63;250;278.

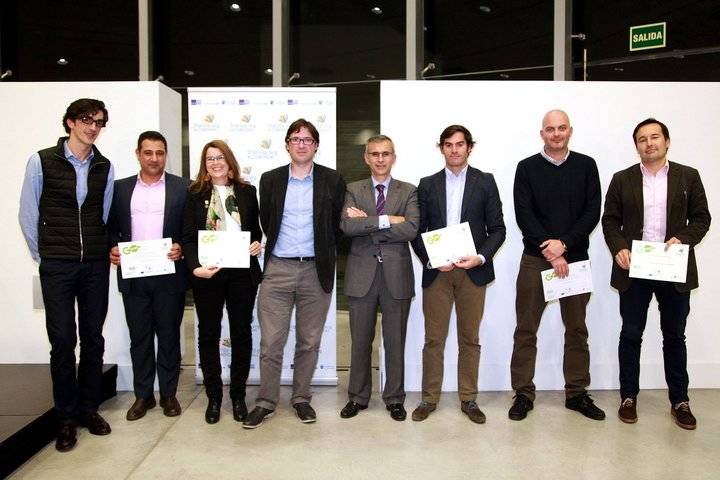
541;260;594;302
198;230;250;268
629;240;689;283
421;222;478;269
119;238;176;279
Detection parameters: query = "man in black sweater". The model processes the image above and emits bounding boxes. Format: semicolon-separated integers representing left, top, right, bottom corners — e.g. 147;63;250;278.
508;110;605;421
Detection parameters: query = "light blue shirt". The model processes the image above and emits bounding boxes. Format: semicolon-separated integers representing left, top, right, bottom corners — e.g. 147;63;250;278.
18;140;115;261
371;176;391;229
273;164;315;257
445;166;467;226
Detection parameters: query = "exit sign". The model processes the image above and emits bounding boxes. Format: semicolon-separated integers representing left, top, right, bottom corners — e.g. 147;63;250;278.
630;22;666;51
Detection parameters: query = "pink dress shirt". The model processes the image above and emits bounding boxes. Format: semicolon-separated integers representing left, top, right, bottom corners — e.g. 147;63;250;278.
640;161;669;242
130;173;165;241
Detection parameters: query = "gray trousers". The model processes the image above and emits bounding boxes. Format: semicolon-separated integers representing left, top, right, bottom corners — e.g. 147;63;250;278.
347;264;410;406
255;257;332;410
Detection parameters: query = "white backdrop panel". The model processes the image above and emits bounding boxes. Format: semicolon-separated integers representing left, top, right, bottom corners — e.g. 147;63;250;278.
0;81;182;392
381;80;720;392
187;87;338;385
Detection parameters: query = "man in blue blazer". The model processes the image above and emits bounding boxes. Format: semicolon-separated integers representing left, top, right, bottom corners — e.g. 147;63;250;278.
410;125;506;424
108;131;190;421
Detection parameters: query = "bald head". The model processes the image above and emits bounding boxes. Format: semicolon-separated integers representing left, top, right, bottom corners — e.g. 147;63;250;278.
540;109;573;160
542;109;570;129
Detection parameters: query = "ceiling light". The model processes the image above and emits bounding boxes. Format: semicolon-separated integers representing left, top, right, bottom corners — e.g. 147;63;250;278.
229;3;241;12
478;6;491;13
264;68;273;76
57;58;68;66
371;7;383;15
184;70;195;76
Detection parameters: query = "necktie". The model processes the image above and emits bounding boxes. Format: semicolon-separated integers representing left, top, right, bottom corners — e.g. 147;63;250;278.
376;184;386;215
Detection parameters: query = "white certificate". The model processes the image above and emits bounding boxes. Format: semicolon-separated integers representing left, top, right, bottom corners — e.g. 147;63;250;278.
629;240;689;283
421;222;478;269
198;230;250;268
119;238;175;279
541;260;594;302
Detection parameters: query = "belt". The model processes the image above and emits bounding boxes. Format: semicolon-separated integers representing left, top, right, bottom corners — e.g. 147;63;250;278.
275;256;315;262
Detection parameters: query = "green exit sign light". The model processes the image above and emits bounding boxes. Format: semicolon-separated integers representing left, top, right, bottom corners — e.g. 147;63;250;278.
630;22;666;51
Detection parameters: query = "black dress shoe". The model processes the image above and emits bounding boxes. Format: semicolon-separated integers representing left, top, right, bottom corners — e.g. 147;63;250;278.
127;397;157;421
55;424;77;452
78;412;111;435
159;396;182;417
566;393;606;421
508;394;534;421
232;398;248;422
205;398;221;424
340;401;367;419
386;403;407;421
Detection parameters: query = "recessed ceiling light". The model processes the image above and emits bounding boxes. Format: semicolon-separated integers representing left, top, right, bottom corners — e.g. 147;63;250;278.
499;73;510;79
184;70;195;76
371;6;383;15
264;68;273;76
57;58;68;66
229;3;241;12
478;5;491;13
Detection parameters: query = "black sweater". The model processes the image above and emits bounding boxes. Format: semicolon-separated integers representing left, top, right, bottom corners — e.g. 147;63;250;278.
513;151;601;262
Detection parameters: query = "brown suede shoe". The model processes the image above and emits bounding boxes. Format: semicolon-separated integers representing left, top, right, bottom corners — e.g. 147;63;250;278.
461;400;486;424
126;397;157;421
618;398;637;423
160;396;182;417
671;401;697;430
411;401;436;422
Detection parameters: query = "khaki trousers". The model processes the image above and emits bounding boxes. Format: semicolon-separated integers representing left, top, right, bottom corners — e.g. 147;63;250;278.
421;268;486;404
510;254;591;401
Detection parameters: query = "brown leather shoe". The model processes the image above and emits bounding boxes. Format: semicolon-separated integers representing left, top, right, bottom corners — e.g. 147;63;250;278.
618;398;637;424
160;396;182;417
126;397;157;421
411;401;436;422
461;400;486;424
55;424;77;452
671;401;697;430
79;412;111;435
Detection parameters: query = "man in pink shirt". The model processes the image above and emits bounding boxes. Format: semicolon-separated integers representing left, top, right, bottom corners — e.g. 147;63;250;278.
108;131;190;421
602;118;710;430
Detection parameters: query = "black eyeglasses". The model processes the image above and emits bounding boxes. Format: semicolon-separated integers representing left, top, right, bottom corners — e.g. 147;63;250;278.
78;115;107;128
288;137;316;146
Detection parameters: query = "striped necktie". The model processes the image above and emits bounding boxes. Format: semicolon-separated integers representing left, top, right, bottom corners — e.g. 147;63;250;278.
376;184;386;215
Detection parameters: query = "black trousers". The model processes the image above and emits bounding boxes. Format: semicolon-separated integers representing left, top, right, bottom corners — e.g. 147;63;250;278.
193;268;257;400
122;276;185;400
618;278;691;405
39;258;109;423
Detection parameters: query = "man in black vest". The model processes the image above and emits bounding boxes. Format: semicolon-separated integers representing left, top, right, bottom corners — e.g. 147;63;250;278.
19;98;115;452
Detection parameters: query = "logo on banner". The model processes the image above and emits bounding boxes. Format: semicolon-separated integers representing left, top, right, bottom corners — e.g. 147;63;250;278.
260;139;271;149
279;114;288;123
191;99;201;105
192;112;219;132
288;99;298;105
241;114;252;123
238;99;249;105
230;114;256;132
316;114;326;124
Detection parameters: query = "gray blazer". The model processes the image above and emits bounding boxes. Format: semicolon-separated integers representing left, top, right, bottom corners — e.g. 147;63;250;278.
341;177;419;300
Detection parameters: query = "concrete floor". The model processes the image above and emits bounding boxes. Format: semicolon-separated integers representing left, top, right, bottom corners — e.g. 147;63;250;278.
10;369;720;480
11;309;719;479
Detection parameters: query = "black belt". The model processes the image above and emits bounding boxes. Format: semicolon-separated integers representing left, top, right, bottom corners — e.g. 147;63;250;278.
275;256;315;262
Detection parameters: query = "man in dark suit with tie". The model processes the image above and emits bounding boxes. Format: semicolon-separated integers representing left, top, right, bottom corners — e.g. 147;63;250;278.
602;118;710;429
243;118;346;429
108;131;190;421
410;124;506;424
339;135;419;421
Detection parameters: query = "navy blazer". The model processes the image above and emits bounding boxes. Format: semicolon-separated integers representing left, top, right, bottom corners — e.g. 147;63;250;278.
259;163;346;294
107;172;190;294
411;166;506;288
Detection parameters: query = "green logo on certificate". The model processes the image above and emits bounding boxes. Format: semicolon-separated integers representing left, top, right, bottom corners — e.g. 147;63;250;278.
426;233;441;245
201;234;218;243
122;244;141;255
